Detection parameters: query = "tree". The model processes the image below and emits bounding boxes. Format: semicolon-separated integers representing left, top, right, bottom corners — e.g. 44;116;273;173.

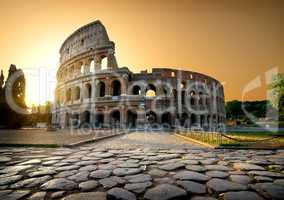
45;101;52;126
225;100;243;119
270;73;284;120
225;100;272;124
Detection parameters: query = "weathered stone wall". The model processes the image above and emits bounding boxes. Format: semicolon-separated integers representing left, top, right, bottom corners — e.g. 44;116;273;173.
53;21;225;131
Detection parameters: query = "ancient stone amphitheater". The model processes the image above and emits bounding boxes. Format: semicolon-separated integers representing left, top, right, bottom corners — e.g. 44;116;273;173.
52;20;225;131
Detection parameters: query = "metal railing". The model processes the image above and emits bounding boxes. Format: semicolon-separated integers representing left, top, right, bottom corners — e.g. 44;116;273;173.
178;130;222;146
177;129;284;148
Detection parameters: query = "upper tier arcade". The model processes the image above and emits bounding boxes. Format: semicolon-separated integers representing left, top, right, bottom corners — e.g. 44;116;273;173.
59;20;117;68
53;20;226;131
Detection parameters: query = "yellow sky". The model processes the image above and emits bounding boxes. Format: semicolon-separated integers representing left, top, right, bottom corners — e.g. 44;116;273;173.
0;0;283;106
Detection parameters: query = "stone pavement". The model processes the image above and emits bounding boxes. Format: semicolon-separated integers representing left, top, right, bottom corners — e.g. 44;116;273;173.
0;132;283;200
94;132;203;149
0;129;115;146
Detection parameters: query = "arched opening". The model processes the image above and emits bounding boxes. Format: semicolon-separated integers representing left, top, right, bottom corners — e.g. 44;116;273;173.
95;113;104;128
181;91;185;104
180;113;189;128
112;80;121;96
199;92;203;105
190;91;196;105
161;112;172;127
80;63;84;74
74;86;80;100
207;115;210;126
191;114;197;126
200;115;205;127
71;114;80;127
181;81;186;89
146;111;157;126
101;56;108;70
172;89;177;101
206;97;210;106
81;111;91;124
162;85;169;96
85;83;92;99
127;110;137;128
90;60;95;73
66;88;71;102
145;84;156;97
96;81;105;97
65;113;70;127
213;114;217;124
111;110;120;128
132;85;141;95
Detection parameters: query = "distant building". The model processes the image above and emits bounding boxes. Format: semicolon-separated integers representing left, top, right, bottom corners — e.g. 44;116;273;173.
52;21;225;131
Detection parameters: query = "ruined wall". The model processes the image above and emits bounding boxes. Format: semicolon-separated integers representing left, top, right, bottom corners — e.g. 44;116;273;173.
53;21;225;131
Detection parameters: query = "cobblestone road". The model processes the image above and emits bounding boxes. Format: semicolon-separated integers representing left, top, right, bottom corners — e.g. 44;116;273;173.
0;132;283;200
94;132;204;149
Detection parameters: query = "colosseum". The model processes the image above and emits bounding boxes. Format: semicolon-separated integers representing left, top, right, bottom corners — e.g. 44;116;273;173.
52;20;225;131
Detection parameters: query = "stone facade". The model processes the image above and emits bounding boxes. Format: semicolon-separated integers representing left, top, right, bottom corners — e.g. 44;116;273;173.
52;20;225;131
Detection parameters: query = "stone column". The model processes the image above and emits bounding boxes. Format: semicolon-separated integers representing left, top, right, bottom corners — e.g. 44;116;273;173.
121;106;127;128
71;87;75;102
104;107;110;128
94;55;101;71
121;77;127;96
197;115;201;128
80;82;84;101
75;64;80;75
84;60;90;74
107;53;118;69
157;113;162;124
105;79;111;97
171;112;177;128
157;85;163;97
208;114;212;131
61;111;67;129
141;85;146;96
90;111;95;128
91;79;96;100
137;109;145;129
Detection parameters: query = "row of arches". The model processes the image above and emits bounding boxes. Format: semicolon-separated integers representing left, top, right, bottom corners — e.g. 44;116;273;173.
58;56;109;82
130;84;211;106
59;81;223;108
63;109;225;129
92;110;138;128
145;112;224;129
181;90;210;106
65;110;138;128
130;84;168;97
64;80;122;102
95;80;121;97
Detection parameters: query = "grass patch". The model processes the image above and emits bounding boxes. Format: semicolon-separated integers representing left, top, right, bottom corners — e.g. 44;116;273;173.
178;131;284;149
222;131;284;148
226;131;284;137
220;143;245;147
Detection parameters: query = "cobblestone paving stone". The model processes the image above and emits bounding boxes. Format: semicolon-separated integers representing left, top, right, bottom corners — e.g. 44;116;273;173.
0;132;283;199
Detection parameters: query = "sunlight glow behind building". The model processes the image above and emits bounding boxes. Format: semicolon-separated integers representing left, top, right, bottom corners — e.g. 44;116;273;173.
0;0;283;106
